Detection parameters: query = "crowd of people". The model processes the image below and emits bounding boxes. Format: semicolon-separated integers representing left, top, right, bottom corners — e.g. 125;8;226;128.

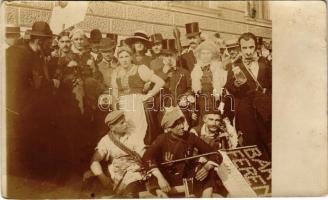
5;20;272;197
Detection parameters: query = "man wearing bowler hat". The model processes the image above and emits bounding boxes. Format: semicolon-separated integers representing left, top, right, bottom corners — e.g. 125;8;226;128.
89;28;103;63
5;25;21;48
106;33;118;45
6;21;61;180
181;22;202;72
98;38;117;88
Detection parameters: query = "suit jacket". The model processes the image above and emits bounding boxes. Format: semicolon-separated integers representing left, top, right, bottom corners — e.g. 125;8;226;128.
6;43;53;113
225;58;271;100
180;50;196;72
225;57;271;146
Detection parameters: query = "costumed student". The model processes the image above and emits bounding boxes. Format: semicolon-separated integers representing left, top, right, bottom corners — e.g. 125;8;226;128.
225;32;272;160
111;45;165;152
191;40;228;122
142;107;229;197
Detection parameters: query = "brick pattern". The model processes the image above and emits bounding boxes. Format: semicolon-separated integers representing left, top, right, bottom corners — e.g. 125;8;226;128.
88;1;126;18
4;2;271;39
126;5;173;25
5;6;19;25
76;15;111;33
19;8;51;27
174;12;218;31
111;19;153;36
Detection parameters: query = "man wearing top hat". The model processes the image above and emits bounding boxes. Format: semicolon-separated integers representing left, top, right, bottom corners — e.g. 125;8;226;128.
6;21;61;180
148;39;192;141
149;33;164;59
180;22;202;72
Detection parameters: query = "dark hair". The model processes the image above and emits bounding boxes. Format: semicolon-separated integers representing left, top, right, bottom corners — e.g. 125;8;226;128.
238;32;257;48
58;31;70;40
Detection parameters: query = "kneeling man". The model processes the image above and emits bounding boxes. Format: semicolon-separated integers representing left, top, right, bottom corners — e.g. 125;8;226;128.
142;107;228;197
88;110;147;197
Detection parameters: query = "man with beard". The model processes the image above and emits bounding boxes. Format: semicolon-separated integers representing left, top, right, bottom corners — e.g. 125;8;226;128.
6;21;60;182
225;32;272;160
180;22;202;72
190;109;238;150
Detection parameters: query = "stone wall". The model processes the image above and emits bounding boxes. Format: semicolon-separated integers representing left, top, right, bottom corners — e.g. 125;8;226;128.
4;1;272;43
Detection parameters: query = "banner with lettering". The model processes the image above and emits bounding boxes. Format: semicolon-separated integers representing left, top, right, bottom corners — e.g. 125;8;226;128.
225;145;272;197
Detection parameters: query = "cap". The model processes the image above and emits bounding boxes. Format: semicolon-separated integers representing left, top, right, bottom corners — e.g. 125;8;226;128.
104;110;125;126
161;107;185;129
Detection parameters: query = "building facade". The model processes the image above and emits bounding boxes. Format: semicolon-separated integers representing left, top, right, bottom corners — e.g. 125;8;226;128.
4;1;272;43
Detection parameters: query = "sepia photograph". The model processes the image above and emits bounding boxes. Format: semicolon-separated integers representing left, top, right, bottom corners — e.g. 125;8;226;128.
2;0;323;198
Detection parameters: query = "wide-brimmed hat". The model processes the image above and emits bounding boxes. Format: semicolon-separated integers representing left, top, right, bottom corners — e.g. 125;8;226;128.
160;39;176;55
6;25;21;39
89;29;102;44
125;30;151;49
106;33;118;44
185;22;201;38
150;33;163;45
99;38;116;52
30;21;53;38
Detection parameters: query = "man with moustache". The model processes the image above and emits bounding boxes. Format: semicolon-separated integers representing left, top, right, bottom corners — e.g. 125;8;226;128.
180;22;202;72
225;32;272;160
190;109;238;150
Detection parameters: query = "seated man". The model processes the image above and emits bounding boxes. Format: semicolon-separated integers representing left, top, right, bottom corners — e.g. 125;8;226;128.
87;110;147;197
190;109;238;150
142;107;228;197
